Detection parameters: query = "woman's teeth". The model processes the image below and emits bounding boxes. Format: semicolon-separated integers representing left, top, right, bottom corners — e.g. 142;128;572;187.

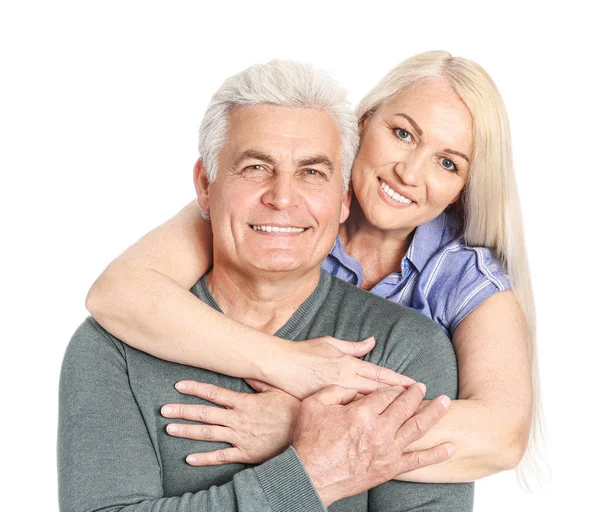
251;225;306;233
379;180;412;204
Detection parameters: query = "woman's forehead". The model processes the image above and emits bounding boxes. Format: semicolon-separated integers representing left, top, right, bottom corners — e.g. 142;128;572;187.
380;79;474;152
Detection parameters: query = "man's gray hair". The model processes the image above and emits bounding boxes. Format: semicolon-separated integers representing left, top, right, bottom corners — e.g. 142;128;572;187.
198;59;359;193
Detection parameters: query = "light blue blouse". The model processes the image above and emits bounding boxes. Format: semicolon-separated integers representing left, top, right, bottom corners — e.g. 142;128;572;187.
322;211;511;337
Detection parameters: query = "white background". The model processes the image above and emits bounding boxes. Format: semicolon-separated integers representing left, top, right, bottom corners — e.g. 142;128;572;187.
1;1;598;510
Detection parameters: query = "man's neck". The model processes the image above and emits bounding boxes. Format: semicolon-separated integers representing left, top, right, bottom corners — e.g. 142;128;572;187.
205;264;322;335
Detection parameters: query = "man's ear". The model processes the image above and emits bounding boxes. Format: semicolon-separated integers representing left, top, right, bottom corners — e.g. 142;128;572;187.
193;158;211;213
339;185;353;224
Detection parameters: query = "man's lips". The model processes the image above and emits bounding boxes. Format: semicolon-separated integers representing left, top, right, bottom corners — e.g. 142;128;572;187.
249;224;307;233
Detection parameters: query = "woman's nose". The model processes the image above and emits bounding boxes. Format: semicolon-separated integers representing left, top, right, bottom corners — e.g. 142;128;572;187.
393;151;426;186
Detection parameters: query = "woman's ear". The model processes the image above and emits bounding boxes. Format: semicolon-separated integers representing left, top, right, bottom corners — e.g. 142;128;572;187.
358;115;369;136
193;158;211;213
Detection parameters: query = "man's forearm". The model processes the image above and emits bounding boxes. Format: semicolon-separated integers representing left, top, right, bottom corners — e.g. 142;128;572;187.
58;319;326;512
60;447;325;512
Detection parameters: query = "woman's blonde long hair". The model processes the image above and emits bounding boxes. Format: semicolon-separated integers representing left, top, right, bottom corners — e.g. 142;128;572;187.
357;50;542;487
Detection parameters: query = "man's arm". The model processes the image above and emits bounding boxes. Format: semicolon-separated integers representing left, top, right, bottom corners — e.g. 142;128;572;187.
58;318;326;512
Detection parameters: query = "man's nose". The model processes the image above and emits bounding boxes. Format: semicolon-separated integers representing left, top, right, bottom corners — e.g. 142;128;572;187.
393;151;427;187
261;173;300;210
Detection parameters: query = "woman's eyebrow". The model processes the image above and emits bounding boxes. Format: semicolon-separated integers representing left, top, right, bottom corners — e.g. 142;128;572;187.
393;113;470;163
393;113;423;136
444;148;470;163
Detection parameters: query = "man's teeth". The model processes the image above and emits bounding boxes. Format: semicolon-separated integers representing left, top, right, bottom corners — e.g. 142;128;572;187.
252;225;306;233
379;180;412;205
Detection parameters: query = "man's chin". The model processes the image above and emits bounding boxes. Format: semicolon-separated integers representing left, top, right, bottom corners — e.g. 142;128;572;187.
248;260;307;274
243;252;322;276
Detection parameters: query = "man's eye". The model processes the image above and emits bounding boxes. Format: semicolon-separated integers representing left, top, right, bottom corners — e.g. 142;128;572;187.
394;128;413;142
242;164;269;173
441;158;457;172
241;165;271;179
303;169;324;178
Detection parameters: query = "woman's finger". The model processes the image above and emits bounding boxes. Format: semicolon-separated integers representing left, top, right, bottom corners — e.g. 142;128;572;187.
166;423;236;444
307;384;358;406
186;447;246;466
325;336;375;357
244;378;277;393
174;380;241;408
355;361;416;388
161;402;233;426
354;376;397;394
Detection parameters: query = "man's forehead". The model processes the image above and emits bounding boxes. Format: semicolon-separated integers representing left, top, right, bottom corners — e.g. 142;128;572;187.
224;104;343;166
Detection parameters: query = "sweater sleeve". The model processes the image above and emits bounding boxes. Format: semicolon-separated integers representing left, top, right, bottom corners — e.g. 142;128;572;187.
58;318;326;512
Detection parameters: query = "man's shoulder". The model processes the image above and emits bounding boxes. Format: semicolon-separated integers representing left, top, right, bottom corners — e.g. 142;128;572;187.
320;276;457;398
326;274;447;339
62;316;127;367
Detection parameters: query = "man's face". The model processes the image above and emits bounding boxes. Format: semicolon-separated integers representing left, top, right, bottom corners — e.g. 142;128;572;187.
196;104;349;278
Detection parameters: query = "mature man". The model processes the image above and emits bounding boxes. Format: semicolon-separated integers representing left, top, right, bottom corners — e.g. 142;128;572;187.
58;60;473;511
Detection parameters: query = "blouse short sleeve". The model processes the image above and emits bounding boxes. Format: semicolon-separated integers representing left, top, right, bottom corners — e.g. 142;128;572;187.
421;243;511;337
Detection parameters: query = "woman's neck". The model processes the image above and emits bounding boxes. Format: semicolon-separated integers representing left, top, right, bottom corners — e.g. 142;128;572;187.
339;198;414;290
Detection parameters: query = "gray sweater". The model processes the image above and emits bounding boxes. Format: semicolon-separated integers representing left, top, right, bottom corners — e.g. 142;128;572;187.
58;270;474;511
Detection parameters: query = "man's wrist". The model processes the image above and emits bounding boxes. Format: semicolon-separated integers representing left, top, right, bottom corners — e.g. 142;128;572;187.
294;446;345;507
254;446;327;512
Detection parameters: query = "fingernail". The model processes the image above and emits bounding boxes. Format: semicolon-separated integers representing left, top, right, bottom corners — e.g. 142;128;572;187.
166;424;178;434
446;444;456;457
417;383;426;394
162;406;173;415
440;395;451;409
175;382;186;391
187;455;197;464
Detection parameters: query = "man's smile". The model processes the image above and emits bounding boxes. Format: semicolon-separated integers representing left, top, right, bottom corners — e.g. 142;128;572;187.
250;224;307;233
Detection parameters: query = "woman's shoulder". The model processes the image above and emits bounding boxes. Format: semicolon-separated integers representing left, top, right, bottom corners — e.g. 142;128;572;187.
414;212;507;285
412;212;511;334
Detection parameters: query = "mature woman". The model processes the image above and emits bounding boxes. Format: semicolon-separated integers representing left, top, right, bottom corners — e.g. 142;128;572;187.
86;50;537;483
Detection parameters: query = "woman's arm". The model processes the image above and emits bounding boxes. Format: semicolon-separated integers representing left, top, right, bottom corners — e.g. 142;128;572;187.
86;200;270;380
395;290;533;482
86;201;414;399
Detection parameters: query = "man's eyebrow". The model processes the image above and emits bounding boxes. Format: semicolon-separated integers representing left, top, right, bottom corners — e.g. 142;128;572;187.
444;148;470;163
234;150;277;167
393;113;423;136
298;155;335;173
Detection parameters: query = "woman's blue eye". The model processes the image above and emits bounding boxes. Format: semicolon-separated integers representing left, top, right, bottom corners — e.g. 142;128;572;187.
441;158;457;171
394;128;412;141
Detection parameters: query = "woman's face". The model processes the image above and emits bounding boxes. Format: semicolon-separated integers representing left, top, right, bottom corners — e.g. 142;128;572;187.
351;78;473;234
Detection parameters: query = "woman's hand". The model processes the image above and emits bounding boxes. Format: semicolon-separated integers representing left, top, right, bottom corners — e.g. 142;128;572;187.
161;379;300;466
267;336;416;400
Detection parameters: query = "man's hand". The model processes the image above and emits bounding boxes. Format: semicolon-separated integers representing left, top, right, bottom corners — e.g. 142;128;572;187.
293;383;454;507
161;379;300;465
